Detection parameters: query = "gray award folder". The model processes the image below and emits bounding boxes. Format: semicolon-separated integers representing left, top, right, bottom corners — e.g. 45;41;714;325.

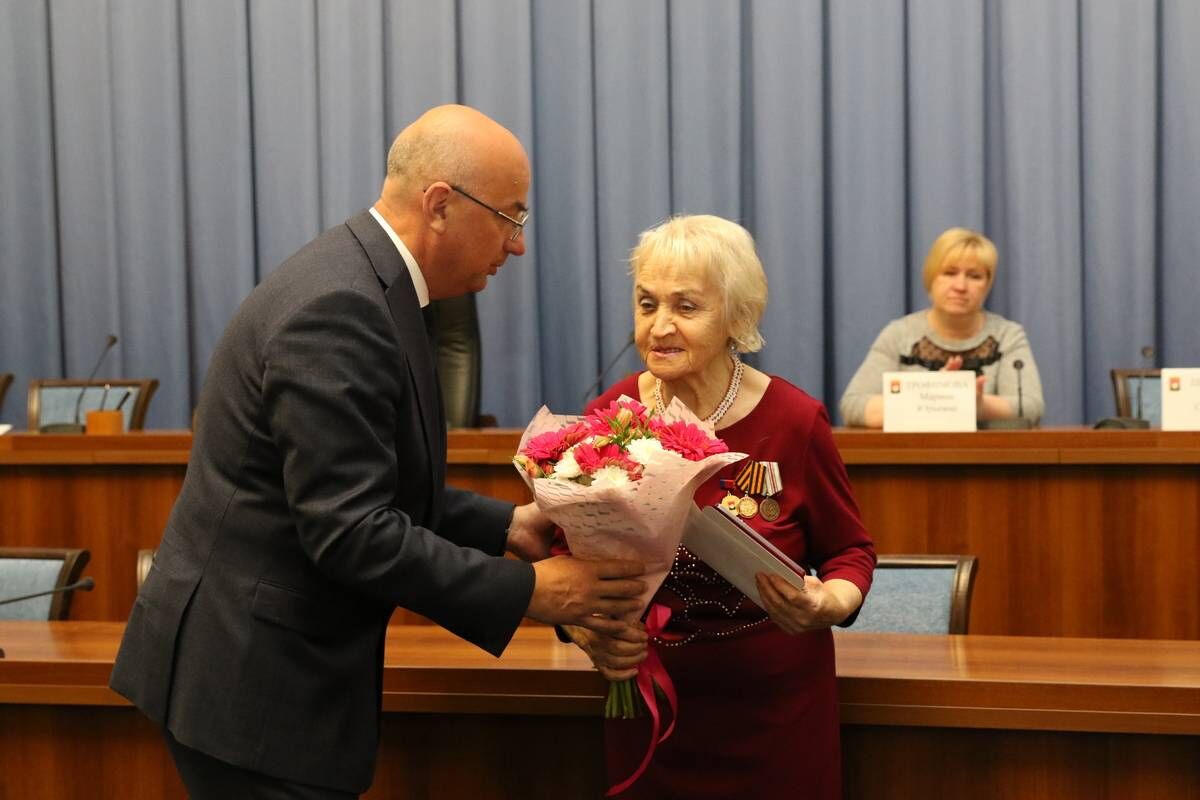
681;503;807;607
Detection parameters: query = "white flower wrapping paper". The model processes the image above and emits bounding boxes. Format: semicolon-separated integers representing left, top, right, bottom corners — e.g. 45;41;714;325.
515;396;747;612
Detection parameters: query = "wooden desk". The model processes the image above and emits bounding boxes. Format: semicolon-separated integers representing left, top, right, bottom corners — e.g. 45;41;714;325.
454;428;1200;640
0;432;189;622
835;428;1200;640
3;429;1200;639
1;622;1197;799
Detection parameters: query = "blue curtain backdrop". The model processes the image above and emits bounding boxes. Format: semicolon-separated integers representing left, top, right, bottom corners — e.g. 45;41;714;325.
2;0;1198;429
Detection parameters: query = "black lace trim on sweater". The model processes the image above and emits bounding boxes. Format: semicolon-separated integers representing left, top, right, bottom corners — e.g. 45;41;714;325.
899;335;1002;374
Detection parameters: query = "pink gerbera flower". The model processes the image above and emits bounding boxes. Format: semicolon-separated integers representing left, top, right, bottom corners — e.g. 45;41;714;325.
652;420;730;461
522;429;572;462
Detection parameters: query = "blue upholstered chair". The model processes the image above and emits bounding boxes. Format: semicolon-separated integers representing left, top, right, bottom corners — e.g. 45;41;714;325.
0;548;91;620
0;373;13;417
1110;369;1161;427
846;554;978;635
27;378;158;432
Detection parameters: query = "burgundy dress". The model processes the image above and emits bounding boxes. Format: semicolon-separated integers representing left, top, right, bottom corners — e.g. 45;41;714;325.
583;374;876;799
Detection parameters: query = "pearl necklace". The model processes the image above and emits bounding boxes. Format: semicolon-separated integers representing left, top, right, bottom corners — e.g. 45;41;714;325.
654;355;744;426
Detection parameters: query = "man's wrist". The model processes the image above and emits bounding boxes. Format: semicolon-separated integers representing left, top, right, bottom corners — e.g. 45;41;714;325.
504;506;518;550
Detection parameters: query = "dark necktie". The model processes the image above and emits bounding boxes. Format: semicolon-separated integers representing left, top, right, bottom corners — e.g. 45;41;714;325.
422;304;438;347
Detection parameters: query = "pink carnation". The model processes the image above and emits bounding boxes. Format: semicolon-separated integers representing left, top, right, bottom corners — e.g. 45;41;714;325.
651;420;730;462
601;454;644;481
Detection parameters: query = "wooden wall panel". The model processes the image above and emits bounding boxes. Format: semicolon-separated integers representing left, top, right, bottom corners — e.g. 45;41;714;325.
3;623;1198;799
847;464;1200;638
7;710;1197;800
4;430;1199;639
843;727;1200;800
370;714;603;799
0;705;186;800
0;465;182;621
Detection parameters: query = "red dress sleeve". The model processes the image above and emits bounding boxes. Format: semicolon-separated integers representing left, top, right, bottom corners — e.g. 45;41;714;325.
795;404;876;609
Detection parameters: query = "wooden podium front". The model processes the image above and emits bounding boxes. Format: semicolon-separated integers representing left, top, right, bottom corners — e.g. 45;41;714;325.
3;428;1199;639
1;622;1197;799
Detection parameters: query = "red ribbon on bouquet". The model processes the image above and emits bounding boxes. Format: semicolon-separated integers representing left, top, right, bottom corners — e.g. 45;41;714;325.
606;603;680;797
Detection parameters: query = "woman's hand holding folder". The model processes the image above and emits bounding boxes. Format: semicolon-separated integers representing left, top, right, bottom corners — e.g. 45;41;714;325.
754;572;863;636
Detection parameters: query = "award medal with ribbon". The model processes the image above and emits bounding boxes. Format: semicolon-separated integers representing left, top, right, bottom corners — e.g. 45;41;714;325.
719;479;741;514
734;460;783;522
736;495;759;519
758;462;783;522
733;461;763;519
759;496;781;522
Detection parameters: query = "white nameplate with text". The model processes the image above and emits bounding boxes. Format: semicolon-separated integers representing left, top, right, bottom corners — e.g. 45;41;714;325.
882;371;976;432
1161;368;1200;431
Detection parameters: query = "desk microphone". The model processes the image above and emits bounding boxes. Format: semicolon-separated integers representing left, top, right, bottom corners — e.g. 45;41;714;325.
1013;359;1026;419
41;334;118;434
0;576;94;607
980;358;1035;429
580;332;636;405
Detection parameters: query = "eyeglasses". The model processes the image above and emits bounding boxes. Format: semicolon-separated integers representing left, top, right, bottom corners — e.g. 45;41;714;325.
451;185;529;241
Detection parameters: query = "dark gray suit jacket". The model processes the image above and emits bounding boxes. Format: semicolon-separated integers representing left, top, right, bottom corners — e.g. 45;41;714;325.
110;211;534;793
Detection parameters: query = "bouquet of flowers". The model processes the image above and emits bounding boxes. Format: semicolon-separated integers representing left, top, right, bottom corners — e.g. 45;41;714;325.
514;396;745;709
515;396;745;795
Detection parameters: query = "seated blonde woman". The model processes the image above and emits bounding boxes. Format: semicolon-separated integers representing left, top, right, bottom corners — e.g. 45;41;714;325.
839;227;1044;428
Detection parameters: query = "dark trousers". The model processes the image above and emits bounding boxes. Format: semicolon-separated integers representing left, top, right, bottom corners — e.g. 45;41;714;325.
164;728;357;800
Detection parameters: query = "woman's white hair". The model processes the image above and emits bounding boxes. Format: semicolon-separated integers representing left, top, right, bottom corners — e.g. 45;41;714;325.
629;214;768;353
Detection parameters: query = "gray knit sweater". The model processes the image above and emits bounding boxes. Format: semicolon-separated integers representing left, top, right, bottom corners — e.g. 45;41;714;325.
839;310;1045;426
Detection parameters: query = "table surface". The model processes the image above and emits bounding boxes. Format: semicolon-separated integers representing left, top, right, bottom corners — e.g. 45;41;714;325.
2;622;1198;733
4;427;1200;465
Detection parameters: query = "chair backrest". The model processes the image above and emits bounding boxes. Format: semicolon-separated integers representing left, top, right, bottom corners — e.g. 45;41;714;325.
430;295;484;428
0;373;12;416
137;548;155;589
0;547;90;620
1111;369;1162;426
28;378;159;431
845;554;978;635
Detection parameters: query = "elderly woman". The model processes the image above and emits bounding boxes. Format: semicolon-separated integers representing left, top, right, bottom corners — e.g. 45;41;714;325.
839;227;1045;427
562;215;876;798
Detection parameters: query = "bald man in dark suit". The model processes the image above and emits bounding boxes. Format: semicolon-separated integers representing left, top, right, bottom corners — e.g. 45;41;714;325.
111;105;646;798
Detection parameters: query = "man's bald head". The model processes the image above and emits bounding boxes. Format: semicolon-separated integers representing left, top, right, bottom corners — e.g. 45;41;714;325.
384;104;525;194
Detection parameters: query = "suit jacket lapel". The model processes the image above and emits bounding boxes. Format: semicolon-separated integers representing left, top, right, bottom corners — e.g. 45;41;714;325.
345;211;444;507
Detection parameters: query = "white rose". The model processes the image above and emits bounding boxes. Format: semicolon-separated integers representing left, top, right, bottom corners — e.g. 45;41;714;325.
590;464;631;489
553;449;582;479
625;436;665;465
